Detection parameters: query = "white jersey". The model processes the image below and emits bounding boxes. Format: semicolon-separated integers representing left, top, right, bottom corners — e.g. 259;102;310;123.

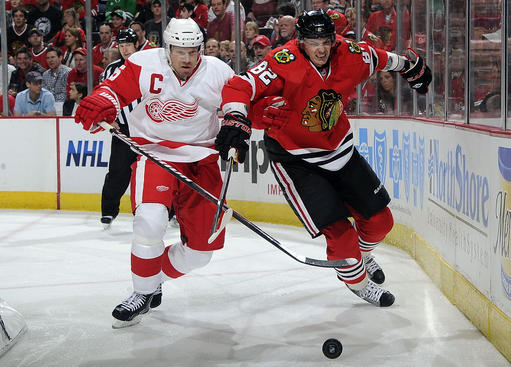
100;48;235;163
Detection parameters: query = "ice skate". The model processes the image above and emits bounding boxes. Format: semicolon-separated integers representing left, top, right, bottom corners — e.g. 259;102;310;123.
112;292;154;329
348;280;395;307
100;216;114;229
364;254;385;284
150;284;162;309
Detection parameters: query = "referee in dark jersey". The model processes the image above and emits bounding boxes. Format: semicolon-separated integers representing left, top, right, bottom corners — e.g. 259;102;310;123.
100;28;140;229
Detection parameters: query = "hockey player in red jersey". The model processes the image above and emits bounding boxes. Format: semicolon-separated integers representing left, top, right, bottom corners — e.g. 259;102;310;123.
216;10;431;307
74;18;234;327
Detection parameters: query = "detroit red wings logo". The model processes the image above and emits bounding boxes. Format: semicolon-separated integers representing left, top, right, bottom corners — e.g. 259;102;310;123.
145;98;199;123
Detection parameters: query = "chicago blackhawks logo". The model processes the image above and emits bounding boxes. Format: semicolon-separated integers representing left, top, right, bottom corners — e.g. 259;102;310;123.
273;49;296;64
345;39;362;54
145;97;198;123
301;89;343;132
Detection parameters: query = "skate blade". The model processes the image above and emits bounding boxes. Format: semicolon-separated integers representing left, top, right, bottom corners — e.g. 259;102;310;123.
111;315;143;329
103;223;112;230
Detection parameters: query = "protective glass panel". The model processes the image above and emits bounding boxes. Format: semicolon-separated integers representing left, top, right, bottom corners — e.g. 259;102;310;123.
469;0;502;128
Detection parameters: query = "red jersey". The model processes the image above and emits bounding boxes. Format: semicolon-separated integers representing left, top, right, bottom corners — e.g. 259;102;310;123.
66;65;104;97
327;9;348;36
221;36;389;170
32;47;49;70
366;8;410;52
138;39;157;51
92;41;117;66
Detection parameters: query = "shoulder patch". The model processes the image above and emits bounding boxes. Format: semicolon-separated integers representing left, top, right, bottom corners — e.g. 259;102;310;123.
368;33;379;42
344;39;362;54
330;13;340;20
273;48;296;64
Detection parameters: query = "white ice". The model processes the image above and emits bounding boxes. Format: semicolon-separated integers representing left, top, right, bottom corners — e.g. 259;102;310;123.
0;209;508;367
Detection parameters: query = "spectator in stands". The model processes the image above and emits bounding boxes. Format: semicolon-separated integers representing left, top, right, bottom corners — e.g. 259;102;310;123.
110;9;128;39
311;0;348;35
144;0;164;46
250;34;271;66
276;2;296;18
92;23;117;66
248;0;277;28
101;48;121;69
176;0;208;29
62;27;84;68
7;8;31;60
366;0;410;52
28;28;49;70
14;70;56;116
272;15;296;48
207;0;235;42
63;81;87;116
27;0;63;43
244;21;258;60
219;39;230;61
52;8;86;54
0;49;16;92
376;70;411;114
107;2;137;23
208;0;245;25
178;2;207;38
0;93;16;116
204;38;221;58
129;21;156;51
66;48;104;98
9;47;46;95
42;46;71;103
227;40;249;73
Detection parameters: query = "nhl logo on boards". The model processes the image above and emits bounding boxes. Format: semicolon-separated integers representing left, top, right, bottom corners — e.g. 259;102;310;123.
273;49;296;64
145;97;199;123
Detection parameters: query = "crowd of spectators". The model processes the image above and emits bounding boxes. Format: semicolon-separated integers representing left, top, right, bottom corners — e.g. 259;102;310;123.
1;0;428;116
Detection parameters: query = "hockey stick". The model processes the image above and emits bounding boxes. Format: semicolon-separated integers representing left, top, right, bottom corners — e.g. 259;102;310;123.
99;122;357;268
208;148;236;244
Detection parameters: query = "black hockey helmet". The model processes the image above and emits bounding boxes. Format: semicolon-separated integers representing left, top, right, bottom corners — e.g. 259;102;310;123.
296;10;336;41
116;28;137;45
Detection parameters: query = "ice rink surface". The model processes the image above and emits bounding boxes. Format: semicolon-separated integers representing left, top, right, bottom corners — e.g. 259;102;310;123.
0;209;509;367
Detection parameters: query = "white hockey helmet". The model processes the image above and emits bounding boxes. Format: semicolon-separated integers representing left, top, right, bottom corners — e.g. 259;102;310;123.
163;18;204;59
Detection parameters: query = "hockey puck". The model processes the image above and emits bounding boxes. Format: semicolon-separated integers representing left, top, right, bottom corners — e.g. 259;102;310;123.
322;338;342;359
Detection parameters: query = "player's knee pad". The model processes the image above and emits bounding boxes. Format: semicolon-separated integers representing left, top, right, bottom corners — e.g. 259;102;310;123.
358;206;394;243
167;243;213;274
133;203;168;245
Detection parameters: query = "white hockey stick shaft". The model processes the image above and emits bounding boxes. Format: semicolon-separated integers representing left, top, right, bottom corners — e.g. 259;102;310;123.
98;122;357;268
209;148;236;243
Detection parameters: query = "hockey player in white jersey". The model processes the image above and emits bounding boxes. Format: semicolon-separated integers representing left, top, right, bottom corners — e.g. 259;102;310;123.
74;18;235;328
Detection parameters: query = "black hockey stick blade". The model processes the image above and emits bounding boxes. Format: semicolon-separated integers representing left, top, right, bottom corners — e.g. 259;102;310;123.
98;122;358;268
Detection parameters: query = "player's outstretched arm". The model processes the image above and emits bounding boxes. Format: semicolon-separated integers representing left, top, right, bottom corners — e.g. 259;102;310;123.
74;87;120;134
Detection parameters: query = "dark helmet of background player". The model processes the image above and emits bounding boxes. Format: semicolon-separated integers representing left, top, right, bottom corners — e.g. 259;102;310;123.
116;28;138;45
296;10;336;42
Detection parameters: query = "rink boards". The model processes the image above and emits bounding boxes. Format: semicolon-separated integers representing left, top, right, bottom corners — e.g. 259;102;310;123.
0;116;510;360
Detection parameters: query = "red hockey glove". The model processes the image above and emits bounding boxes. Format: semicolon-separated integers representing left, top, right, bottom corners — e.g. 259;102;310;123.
74;89;119;134
400;48;432;94
258;96;291;130
215;112;252;163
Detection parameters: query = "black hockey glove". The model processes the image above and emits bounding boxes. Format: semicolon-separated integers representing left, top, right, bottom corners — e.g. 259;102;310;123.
215;112;252;163
400;48;432;94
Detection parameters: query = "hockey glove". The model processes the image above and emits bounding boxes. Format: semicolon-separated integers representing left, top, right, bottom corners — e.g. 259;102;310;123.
215;112;252;163
251;96;291;130
75;89;119;134
400;48;432;94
